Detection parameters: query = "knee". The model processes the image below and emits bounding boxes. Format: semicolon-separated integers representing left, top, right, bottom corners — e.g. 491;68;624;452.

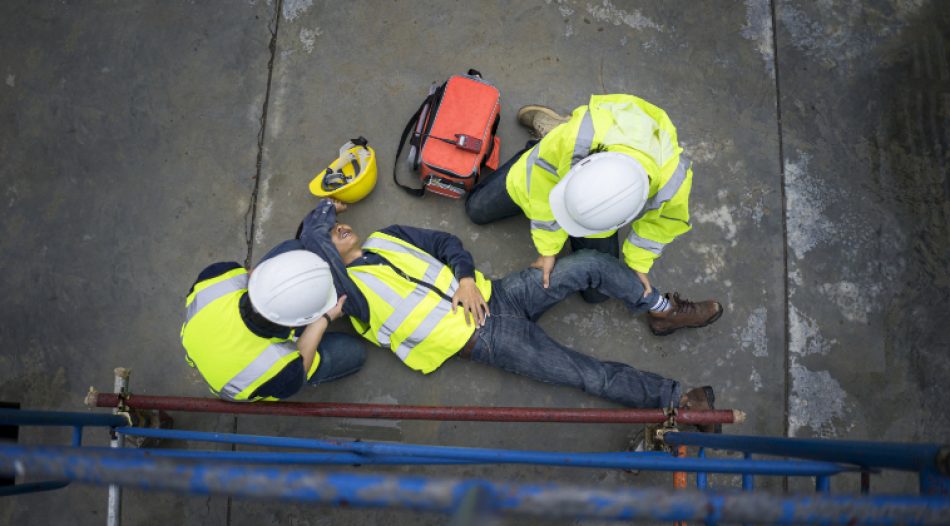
580;289;610;304
464;197;492;225
322;332;369;365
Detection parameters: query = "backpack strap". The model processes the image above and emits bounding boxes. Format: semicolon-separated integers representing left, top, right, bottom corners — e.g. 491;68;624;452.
393;93;436;197
394;85;444;197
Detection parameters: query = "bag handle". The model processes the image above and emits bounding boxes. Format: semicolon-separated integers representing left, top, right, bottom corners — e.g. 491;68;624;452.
394;84;444;197
393;96;431;197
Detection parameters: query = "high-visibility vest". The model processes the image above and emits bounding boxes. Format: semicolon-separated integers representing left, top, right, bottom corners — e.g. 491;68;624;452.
505;93;693;273
180;267;312;401
347;232;492;374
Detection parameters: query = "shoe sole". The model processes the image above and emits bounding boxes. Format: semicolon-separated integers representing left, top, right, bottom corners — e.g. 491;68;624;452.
516;105;567;130
649;302;724;337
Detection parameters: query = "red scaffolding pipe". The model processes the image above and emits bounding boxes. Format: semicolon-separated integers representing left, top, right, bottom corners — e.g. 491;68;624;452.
93;393;744;425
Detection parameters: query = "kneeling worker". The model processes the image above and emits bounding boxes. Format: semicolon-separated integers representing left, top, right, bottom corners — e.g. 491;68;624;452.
465;93;722;336
181;242;366;401
297;199;720;430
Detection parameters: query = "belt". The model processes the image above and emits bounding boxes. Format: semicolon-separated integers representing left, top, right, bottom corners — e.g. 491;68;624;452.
457;330;479;359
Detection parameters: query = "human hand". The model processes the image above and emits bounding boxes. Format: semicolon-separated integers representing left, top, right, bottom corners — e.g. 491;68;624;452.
530;255;557;288
331;199;347;213
635;271;652;297
326;294;348;321
451;278;489;327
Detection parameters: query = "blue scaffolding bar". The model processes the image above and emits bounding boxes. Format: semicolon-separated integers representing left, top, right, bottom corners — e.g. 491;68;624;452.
0;407;126;498
118;426;848;476
0;408;128;429
663;432;948;473
1;444;947;525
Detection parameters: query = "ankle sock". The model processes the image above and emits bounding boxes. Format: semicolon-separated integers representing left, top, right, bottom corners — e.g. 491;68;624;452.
650;294;670;313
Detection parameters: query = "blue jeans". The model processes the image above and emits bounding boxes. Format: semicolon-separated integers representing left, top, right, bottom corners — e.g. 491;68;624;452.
467;250;682;409
308;332;368;385
465;142;625;304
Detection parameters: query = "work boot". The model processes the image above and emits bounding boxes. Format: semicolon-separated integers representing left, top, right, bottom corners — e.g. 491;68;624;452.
647;293;723;337
680;386;721;434
516;104;570;138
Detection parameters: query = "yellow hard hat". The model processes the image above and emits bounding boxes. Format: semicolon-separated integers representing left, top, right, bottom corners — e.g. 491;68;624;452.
309;137;377;203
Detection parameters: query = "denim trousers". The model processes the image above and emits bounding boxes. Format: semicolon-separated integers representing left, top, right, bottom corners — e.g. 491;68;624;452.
465;142;625;303
308;332;368;385
466;250;682;409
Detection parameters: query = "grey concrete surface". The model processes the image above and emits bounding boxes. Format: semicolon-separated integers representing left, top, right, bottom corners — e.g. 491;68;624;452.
0;0;947;524
0;1;274;524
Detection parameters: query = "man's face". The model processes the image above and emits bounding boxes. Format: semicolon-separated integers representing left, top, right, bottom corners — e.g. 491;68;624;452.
330;223;360;256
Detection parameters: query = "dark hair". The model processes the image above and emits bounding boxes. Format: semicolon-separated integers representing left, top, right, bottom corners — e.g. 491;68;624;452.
238;293;293;339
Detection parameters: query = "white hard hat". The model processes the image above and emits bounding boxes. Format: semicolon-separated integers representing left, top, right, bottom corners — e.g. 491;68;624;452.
247;250;337;327
549;152;649;237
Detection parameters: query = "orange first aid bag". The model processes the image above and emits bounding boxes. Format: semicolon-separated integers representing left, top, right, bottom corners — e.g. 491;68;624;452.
394;70;501;199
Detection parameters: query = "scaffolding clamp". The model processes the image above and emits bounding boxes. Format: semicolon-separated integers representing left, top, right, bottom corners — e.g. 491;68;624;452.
643;408;680;452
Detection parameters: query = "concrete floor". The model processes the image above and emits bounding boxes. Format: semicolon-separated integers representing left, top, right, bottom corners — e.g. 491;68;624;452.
0;0;947;524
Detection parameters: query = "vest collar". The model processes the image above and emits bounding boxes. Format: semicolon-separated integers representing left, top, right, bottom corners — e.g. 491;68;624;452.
238;293;293;339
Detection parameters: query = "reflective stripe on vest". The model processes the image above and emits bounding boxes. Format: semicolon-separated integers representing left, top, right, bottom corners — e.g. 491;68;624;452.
358;237;461;359
571;111;595;167
185;274;248;324
363;236;460;297
219;342;296;401
535;157;557;175
637;156;690;218
626;231;667;255
392;299;453;360
530;219;561;232
525;144;541;193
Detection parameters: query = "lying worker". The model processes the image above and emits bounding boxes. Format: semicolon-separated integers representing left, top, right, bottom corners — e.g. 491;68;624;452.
180;210;367;401
297;199;720;430
465;93;721;336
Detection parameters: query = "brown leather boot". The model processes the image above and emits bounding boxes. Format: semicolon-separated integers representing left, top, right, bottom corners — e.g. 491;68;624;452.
648;293;723;336
680;385;721;433
516;104;570;138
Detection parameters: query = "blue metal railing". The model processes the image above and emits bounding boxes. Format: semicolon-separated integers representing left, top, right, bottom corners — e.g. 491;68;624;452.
2;444;949;524
664;432;950;496
1;407;948;523
0;408;128;497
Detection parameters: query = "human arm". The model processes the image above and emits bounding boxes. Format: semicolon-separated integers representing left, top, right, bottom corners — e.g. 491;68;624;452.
452;277;490;326
249;295;348;400
622;166;693;274
521;106;594;283
295;294;347;374
296;199;370;321
379;225;476;280
379;225;489;325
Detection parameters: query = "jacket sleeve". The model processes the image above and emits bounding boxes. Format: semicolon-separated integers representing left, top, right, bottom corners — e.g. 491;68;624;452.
622;167;693;273
297;199;371;321
380;225;476;279
249;356;305;400
523;108;590;256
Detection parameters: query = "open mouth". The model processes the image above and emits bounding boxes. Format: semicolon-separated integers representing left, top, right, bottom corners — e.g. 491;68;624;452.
337;226;350;240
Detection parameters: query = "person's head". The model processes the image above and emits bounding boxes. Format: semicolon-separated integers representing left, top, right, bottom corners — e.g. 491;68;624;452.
549;152;649;237
247;250;336;327
330;222;362;264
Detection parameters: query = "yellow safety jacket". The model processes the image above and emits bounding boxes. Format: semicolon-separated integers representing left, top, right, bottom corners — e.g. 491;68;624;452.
505;93;693;273
180;267;318;401
347;232;492;374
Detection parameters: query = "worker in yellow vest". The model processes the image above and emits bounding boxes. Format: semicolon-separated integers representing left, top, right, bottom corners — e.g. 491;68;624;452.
465;94;722;336
297;199;720;430
181;206;367;401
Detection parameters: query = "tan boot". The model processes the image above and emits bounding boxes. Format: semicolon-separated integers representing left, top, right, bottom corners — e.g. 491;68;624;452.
680;386;721;433
648;293;723;337
516;104;570;138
